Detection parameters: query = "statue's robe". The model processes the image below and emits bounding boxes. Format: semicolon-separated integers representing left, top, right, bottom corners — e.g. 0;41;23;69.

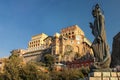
92;12;109;62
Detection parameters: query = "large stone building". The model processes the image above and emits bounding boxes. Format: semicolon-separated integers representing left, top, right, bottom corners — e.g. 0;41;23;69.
52;25;93;62
111;32;120;68
28;33;48;52
23;33;49;62
11;25;93;63
11;33;49;62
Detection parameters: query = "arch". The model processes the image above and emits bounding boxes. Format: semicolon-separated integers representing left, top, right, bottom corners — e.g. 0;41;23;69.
75;46;79;53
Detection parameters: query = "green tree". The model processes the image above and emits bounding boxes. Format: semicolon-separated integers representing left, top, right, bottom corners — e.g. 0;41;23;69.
50;68;84;80
19;62;50;80
61;68;84;80
3;53;23;80
81;67;90;77
44;54;55;68
1;53;50;80
74;52;81;60
64;45;73;55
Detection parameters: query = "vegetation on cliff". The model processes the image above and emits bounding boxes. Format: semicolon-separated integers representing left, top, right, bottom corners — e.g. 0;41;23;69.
0;52;90;80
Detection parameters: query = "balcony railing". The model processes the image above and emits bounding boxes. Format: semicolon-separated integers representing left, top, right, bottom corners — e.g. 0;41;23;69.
27;45;50;52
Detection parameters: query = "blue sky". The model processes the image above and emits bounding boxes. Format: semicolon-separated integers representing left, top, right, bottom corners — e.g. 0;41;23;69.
0;0;120;57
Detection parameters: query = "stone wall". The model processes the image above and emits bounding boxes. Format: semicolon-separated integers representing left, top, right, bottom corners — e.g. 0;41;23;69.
23;52;42;62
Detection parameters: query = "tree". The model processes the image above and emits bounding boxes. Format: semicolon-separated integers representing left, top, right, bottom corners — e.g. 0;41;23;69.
81;67;90;77
50;68;84;80
74;52;81;60
19;62;50;80
1;53;50;80
64;45;73;55
44;54;55;68
3;53;23;80
63;45;74;61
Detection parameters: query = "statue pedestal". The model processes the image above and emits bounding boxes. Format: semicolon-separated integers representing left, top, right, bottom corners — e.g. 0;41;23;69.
92;68;112;72
89;71;120;80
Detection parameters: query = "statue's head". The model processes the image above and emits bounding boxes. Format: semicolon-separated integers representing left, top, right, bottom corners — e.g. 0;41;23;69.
92;4;101;18
95;4;100;9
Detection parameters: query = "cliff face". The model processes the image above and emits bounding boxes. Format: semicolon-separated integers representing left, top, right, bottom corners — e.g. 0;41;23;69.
110;32;120;68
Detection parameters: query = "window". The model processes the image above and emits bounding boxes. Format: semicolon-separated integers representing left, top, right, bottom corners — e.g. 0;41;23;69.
69;36;71;38
72;35;75;39
53;50;55;54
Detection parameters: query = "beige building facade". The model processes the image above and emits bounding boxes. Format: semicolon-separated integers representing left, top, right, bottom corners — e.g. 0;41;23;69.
52;25;93;62
28;33;48;51
11;25;93;63
11;33;49;63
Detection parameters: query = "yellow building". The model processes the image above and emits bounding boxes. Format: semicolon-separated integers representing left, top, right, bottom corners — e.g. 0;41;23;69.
52;25;93;62
28;33;48;51
52;33;61;55
11;25;93;63
83;37;93;56
60;25;85;54
61;25;84;40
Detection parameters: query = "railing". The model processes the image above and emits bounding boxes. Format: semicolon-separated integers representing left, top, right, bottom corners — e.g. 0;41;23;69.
27;45;49;52
23;51;42;57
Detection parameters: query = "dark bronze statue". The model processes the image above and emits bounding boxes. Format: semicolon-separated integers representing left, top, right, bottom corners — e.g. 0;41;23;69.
90;4;111;69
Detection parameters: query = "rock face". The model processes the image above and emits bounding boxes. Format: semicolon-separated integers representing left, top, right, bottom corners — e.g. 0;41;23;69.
111;32;120;68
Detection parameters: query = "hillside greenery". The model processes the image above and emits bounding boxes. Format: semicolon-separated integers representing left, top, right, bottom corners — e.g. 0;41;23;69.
0;53;90;80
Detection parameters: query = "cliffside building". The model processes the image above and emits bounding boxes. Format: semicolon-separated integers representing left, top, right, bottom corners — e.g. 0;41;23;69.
11;25;93;63
52;25;93;62
28;33;48;52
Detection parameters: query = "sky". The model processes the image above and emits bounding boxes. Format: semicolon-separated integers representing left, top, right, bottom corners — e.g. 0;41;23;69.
0;0;120;58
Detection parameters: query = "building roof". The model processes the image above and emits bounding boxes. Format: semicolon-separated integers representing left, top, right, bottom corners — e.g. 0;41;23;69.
60;25;84;36
113;32;120;40
32;33;48;40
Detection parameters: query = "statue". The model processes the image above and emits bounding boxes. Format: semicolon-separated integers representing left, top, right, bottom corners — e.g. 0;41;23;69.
89;4;111;69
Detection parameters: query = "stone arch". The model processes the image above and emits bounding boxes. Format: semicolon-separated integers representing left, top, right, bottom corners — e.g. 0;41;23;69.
75;46;79;53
